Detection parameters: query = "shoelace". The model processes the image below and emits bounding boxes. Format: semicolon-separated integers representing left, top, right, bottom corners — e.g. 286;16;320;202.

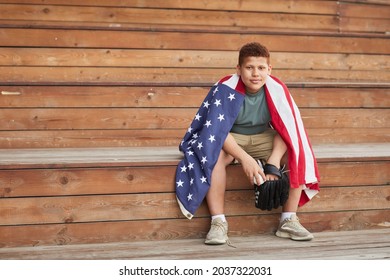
226;238;236;248
211;222;236;248
282;218;307;232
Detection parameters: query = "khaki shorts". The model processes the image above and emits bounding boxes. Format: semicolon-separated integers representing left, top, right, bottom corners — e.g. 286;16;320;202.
230;129;276;162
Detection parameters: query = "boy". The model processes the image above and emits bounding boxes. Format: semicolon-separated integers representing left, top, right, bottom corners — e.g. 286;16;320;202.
175;42;320;245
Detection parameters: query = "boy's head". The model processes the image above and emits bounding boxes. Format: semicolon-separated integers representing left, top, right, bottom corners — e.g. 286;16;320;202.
238;42;270;66
236;42;272;94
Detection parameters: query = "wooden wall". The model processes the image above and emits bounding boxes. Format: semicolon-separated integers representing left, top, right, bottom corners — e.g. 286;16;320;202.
0;0;389;248
0;0;389;148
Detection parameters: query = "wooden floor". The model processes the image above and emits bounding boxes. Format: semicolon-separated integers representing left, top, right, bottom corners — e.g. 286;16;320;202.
1;228;389;260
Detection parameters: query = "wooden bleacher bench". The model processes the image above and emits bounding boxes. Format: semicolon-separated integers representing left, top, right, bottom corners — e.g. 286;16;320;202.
0;0;389;253
1;143;389;248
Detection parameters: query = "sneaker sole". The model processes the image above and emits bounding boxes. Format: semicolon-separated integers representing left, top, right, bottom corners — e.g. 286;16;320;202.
275;230;314;241
205;239;227;245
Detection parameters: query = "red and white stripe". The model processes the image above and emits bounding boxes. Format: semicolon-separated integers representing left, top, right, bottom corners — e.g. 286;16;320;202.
265;75;320;205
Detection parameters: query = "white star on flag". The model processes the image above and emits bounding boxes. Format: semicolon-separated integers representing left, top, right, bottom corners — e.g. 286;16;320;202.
194;113;202;121
228;93;236;101
218;114;225;121
176;180;184;188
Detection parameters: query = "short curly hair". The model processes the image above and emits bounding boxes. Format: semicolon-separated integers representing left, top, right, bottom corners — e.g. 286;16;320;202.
238;42;270;66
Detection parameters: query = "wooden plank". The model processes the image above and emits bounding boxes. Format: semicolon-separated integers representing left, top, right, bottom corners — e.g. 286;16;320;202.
1;29;389;54
0;108;387;130
313;143;390;161
0;129;184;148
1;86;389;108
0;210;388;247
0;108;196;130
1;48;389;72
1;66;389;85
0;127;388;149
340;17;390;33
1;185;389;226
342;0;390;5
339;2;390;19
308;128;390;144
0;0;340;14
1;228;389;260
300;108;389;128
0;4;340;31
290;87;390;108
1;161;388;197
3;19;382;36
0;86;208;108
0;143;389;168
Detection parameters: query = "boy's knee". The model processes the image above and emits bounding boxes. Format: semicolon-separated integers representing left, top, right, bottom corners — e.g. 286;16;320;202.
217;150;234;166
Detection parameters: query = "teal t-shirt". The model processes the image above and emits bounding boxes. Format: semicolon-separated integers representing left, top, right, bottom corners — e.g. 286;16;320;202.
230;87;270;135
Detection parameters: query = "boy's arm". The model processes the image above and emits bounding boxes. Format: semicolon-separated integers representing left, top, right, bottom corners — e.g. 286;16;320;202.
222;133;266;185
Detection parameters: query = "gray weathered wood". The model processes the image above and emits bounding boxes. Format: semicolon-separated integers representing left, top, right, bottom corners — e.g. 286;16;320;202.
0;228;389;260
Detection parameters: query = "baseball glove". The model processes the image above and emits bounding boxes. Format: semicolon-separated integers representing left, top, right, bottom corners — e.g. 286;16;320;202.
254;163;290;211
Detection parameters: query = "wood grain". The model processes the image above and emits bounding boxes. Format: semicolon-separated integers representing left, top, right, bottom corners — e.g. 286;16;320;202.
1;86;389;108
0;127;388;148
2;29;389;54
0;4;339;31
1;228;389;260
0;0;340;14
1;185;389;226
1;160;388;197
2;48;388;71
0;211;388;248
0;108;387;130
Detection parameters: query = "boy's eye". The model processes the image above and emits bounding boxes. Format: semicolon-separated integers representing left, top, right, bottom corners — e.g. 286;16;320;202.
245;66;266;70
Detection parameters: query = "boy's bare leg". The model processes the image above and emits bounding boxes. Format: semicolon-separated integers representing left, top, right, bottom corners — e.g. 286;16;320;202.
207;133;265;214
263;133;312;240
265;133;287;180
267;133;302;212
282;185;302;212
206;149;233;215
204;149;234;245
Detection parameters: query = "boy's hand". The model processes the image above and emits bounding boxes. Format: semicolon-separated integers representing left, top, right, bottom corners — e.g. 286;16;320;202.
240;154;266;186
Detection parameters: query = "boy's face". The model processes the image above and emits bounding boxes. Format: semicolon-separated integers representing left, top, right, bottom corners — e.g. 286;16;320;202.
236;56;272;94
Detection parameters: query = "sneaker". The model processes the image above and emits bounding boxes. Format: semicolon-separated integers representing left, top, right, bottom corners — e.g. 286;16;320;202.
205;217;228;245
275;214;314;241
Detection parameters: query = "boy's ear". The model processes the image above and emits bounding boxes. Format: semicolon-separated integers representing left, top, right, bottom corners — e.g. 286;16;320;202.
236;64;241;75
268;64;272;74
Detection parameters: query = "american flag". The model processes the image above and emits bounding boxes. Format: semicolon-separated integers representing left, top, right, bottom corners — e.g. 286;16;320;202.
175;74;320;219
175;76;245;219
